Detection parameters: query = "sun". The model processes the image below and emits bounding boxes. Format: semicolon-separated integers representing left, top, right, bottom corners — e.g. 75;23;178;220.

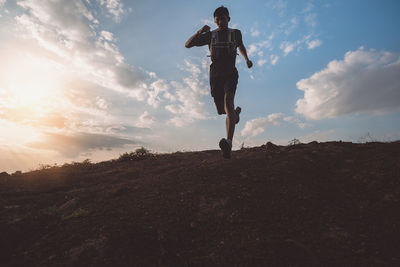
2;53;62;106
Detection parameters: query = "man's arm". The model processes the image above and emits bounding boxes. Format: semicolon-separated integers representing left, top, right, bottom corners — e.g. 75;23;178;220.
238;44;253;68
185;25;210;48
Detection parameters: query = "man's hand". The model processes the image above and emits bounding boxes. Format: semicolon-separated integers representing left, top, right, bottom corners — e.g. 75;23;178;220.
186;25;210;48
197;25;210;35
246;59;253;68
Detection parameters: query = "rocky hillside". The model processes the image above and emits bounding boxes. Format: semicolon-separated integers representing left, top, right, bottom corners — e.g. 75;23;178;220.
1;141;399;266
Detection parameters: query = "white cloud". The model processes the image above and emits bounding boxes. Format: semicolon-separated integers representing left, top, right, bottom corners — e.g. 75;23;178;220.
248;44;258;57
241;113;284;137
257;59;267;66
267;0;287;17
151;79;169;92
0;0;6;8
147;79;170;108
136;111;155;128
270;54;279;65
241;112;310;138
100;30;114;41
280;35;322;56
96;0;125;22
259;40;273;49
95;96;108;109
165;59;209;127
305;13;317;27
307;39;322;49
16;0;97;41
296;48;400;120
283;116;310;129
248;40;272;57
284;17;298;35
280;41;295;56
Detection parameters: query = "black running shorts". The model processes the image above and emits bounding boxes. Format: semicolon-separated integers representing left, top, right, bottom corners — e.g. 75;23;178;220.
209;73;238;101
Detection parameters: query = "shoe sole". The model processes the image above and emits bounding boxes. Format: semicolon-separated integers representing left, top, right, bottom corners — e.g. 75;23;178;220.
219;138;231;159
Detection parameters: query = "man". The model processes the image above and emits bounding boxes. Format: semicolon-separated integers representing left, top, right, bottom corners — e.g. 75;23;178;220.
185;6;253;158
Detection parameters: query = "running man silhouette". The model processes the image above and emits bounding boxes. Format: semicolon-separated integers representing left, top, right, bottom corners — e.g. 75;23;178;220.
185;6;253;158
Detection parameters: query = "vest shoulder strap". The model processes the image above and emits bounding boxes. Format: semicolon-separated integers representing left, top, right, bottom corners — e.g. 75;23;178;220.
211;30;218;43
229;29;238;43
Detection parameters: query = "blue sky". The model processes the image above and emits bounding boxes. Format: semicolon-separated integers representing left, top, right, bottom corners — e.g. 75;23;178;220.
0;0;399;172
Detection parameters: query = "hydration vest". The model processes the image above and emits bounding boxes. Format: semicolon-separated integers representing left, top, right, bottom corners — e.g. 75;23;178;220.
209;29;238;61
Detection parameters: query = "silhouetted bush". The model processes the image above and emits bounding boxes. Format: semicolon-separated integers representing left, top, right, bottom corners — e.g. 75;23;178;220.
118;147;154;162
288;138;302;146
61;159;95;172
12;170;22;176
357;132;378;143
0;171;9;177
37;163;58;170
240;142;249;150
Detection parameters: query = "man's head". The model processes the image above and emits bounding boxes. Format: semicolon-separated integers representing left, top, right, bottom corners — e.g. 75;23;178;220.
214;6;230;30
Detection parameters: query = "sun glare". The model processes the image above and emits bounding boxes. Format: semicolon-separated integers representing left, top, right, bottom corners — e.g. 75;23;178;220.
4;54;62;106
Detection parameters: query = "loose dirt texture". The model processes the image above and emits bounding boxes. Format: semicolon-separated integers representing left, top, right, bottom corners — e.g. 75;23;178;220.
1;141;399;266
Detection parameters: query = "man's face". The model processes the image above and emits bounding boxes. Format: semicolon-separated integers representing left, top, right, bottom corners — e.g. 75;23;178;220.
214;14;229;30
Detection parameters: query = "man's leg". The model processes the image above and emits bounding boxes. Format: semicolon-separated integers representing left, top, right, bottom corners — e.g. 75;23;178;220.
219;90;236;158
218;74;239;158
224;90;236;141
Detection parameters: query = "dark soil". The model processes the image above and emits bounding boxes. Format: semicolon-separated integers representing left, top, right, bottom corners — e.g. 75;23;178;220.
1;141;399;266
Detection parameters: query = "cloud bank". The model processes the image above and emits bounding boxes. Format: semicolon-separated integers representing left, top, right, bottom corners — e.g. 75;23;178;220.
296;48;400;120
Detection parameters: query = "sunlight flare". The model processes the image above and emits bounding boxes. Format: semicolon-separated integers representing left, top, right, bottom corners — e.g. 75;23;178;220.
2;53;63;106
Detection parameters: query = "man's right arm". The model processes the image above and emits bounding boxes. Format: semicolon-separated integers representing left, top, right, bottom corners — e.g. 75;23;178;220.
185;25;210;48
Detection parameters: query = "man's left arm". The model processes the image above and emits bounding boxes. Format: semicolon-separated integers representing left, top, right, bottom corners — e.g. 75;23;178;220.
238;45;253;68
237;30;253;68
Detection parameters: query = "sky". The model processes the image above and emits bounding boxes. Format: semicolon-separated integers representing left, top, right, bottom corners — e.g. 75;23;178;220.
0;0;399;173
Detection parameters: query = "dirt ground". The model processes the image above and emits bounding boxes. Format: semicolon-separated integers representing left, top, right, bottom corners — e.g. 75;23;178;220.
1;141;399;266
